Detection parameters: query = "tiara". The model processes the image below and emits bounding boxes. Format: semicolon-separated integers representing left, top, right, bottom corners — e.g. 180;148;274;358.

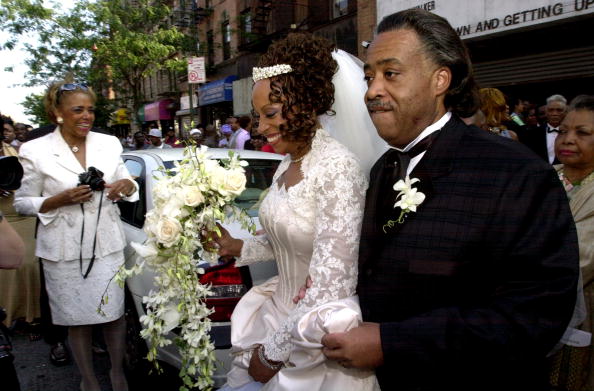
252;64;293;82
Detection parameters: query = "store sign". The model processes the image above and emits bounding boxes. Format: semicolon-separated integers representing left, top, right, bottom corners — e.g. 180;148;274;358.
187;56;205;84
180;94;198;110
378;0;594;39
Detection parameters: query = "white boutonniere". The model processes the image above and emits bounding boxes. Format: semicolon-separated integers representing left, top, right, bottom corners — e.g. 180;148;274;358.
383;176;426;233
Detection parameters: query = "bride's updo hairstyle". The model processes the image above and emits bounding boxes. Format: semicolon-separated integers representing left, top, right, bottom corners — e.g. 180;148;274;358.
257;32;337;144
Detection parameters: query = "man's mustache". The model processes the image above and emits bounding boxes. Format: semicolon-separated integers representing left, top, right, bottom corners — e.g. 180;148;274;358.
366;100;393;111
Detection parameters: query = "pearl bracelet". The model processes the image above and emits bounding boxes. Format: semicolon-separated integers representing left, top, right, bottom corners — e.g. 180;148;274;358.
257;345;283;371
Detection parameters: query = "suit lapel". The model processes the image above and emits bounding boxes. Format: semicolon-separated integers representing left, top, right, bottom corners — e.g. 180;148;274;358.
52;127;85;175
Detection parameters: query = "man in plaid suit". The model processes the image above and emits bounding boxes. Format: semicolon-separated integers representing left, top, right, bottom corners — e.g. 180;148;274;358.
321;9;579;391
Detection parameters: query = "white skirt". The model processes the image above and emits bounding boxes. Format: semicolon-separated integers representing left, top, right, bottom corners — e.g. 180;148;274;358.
42;251;125;326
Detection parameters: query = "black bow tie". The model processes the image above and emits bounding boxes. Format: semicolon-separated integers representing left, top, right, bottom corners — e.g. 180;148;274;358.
547;127;559;133
385;130;442;181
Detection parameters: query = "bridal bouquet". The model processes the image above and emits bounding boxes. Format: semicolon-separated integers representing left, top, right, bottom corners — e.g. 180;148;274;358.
112;145;255;390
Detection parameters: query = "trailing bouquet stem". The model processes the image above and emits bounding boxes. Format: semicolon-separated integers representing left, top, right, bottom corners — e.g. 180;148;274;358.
99;143;254;390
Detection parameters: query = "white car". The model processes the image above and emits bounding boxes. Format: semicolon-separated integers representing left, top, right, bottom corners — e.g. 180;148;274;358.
118;147;281;387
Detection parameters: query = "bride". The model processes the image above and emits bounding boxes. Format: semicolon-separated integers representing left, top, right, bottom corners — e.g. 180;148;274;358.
215;32;385;391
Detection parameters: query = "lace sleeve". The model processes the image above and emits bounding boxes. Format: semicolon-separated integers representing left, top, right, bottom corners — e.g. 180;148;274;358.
262;153;368;362
235;233;275;266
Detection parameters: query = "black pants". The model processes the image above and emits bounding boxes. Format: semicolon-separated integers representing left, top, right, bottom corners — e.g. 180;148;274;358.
38;260;68;345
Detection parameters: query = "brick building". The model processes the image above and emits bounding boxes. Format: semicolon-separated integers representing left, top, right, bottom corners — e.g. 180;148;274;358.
129;0;376;134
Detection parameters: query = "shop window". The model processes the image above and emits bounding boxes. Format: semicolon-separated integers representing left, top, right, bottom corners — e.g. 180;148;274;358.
331;0;348;19
221;20;231;60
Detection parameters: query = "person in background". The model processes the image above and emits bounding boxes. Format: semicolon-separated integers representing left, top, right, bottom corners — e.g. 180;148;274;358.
523;94;568;164
126;131;150;151
14;123;28;145
189;128;202;145
2;123;17;156
164;127;183;148
218;124;233;148
508;96;526;127
229;116;251;150
479;87;519;140
3;122;19;152
202;124;219;148
14;78;139;391
147;128;172;149
0;126;41;336
551;94;594;391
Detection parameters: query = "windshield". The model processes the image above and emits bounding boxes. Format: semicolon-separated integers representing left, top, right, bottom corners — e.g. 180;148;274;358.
163;158;279;217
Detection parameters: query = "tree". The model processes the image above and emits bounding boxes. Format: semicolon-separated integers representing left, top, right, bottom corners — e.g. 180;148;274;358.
0;0;195;125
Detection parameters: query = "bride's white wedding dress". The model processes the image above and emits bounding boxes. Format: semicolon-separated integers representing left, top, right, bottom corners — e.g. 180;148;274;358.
222;128;379;391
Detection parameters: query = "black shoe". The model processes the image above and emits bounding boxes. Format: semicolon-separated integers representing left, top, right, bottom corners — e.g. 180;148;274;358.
49;342;70;366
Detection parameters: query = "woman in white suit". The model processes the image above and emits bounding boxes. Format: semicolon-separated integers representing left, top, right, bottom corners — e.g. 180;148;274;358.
14;80;138;391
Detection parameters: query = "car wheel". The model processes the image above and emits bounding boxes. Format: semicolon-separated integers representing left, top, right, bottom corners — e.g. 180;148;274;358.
124;288;148;374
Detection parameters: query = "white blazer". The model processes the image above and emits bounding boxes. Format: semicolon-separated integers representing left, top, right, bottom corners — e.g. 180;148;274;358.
14;127;139;262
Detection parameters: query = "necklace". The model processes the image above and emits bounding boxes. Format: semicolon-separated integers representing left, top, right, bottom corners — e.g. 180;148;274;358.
290;154;306;163
70;145;79;153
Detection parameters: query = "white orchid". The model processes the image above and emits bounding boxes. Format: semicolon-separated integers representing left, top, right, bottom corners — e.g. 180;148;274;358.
384;175;426;233
394;187;426;212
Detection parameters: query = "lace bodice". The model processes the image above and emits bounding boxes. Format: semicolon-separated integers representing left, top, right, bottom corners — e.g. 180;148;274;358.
236;128;368;363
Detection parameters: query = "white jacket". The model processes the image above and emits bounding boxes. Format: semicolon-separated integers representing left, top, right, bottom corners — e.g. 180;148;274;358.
14;128;139;262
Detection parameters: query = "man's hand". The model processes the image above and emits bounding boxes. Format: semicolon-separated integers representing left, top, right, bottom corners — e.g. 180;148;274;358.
248;346;281;383
322;322;384;369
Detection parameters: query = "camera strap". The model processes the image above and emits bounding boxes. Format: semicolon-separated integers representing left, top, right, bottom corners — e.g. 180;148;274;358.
79;189;104;279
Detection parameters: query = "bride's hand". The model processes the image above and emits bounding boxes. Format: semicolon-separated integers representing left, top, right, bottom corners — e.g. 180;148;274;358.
292;275;312;304
212;223;243;257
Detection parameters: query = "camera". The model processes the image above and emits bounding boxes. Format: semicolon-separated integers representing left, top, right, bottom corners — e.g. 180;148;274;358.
78;166;106;191
0;156;23;191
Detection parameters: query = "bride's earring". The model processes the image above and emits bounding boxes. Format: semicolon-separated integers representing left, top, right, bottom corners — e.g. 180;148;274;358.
57;116;64;124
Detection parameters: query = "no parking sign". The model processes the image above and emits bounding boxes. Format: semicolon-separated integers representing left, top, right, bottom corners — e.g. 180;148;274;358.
187;57;205;84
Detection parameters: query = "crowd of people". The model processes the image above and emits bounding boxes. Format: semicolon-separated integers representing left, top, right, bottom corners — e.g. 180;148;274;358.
0;7;593;391
116;115;276;154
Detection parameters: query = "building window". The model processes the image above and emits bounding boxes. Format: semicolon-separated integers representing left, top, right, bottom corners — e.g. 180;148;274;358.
221;20;231;60
240;8;252;44
332;0;348;19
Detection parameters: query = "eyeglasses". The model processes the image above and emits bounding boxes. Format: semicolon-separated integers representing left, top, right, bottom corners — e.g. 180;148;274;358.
59;83;88;92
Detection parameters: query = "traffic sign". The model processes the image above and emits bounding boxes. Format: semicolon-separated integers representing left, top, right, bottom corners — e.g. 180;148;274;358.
187;57;205;84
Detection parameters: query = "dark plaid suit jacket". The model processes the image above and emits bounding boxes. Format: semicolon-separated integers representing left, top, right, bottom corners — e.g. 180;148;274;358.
357;116;579;391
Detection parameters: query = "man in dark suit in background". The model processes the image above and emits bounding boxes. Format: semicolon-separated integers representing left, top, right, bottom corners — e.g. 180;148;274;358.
521;94;567;164
321;9;579;391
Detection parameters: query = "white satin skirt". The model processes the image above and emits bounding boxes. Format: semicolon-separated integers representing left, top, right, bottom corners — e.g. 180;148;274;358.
222;276;379;391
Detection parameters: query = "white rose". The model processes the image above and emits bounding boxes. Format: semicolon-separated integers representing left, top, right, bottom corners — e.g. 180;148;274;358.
182;185;204;207
213;167;246;197
162;304;181;333
155;217;182;248
161;195;185;218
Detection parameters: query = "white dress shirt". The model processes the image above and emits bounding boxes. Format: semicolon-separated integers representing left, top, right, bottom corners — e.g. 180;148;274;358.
389;112;452;176
546;123;559;164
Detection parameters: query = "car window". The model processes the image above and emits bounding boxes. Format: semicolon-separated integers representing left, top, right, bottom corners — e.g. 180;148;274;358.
118;157;147;228
162;158;279;217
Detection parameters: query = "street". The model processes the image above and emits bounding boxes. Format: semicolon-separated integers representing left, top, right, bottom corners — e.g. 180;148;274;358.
11;330;183;391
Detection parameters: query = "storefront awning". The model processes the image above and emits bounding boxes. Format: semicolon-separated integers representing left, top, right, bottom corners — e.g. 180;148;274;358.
144;99;175;121
199;75;237;106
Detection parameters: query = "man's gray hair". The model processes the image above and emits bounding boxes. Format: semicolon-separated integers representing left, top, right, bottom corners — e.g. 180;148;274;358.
546;94;567;106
